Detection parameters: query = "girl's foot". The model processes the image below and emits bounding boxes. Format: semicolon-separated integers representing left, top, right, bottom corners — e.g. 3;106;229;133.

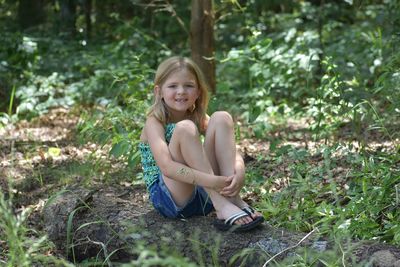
242;205;263;219
228;196;263;219
213;203;264;232
216;203;253;225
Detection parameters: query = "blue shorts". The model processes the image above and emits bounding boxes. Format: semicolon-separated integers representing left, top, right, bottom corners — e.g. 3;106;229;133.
149;174;214;218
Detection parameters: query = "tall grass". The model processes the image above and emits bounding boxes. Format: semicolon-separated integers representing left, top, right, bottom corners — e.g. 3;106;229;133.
0;188;31;266
0;143;73;267
7;85;16;117
0;186;72;266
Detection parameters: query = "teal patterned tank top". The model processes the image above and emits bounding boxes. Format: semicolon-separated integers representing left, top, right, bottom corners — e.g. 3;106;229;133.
138;123;176;189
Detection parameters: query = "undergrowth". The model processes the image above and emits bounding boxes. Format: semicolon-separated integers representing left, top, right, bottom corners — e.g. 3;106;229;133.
0;182;73;266
246;142;400;246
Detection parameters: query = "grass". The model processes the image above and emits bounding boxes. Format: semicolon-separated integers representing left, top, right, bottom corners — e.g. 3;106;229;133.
7;85;16;117
121;224;227;267
0;136;73;266
0;180;73;267
246;138;400;246
240;128;399;266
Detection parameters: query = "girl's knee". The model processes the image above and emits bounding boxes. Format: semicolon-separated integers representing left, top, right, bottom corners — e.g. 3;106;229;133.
210;111;234;127
175;120;199;137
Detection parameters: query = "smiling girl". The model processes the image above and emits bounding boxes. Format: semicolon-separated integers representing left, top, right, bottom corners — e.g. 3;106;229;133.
138;56;263;232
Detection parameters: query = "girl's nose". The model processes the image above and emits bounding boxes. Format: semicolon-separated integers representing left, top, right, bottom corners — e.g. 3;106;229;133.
177;85;185;93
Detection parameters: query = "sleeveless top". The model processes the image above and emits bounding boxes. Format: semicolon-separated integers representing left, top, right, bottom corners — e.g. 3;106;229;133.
138;123;176;189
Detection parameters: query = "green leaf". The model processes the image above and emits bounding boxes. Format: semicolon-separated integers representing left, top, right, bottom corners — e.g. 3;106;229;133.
128;150;141;167
48;147;61;157
248;106;261;123
269;139;281;152
109;140;131;158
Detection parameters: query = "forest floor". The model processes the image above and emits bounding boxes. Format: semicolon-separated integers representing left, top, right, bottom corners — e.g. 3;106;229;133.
0;107;399;263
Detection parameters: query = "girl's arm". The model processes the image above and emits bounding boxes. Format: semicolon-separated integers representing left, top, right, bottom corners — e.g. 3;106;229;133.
144;116;230;190
234;151;245;180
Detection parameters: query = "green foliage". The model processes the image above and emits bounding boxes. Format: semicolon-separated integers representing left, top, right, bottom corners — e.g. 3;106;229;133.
66;22;160;173
276;239;360;267
0;33;39;114
14;72;74;119
0;190;36;266
0;17;170;124
216;1;400;140
252;144;400;246
78;95;149;170
34;23;158;104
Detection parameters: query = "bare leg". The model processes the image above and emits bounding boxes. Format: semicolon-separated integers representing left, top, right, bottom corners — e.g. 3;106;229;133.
204;112;260;215
165;120;252;224
164;120;211;206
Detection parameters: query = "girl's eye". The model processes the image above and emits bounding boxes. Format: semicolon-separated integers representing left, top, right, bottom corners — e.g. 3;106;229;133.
168;85;177;88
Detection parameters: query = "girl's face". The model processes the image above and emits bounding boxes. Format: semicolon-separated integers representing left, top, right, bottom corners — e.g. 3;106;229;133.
157;69;200;121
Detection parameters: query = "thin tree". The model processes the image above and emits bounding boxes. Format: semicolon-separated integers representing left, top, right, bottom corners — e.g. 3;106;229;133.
18;0;46;29
59;0;77;37
190;0;216;93
84;0;92;40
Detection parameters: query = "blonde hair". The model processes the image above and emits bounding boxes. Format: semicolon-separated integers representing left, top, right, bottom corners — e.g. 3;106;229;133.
147;56;209;130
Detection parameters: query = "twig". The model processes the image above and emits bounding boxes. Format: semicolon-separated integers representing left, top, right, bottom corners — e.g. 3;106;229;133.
132;0;188;34
339;242;346;267
164;0;188;34
262;228;317;267
86;237;112;267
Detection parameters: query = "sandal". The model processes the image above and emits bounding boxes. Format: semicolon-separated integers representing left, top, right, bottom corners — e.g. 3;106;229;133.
242;206;262;218
213;210;264;232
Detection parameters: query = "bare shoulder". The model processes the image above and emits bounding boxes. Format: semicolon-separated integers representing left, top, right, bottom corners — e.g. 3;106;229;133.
140;116;164;143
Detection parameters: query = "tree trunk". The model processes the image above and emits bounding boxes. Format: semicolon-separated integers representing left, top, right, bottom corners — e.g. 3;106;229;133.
84;0;92;40
18;0;46;30
315;0;325;86
190;0;216;93
59;0;77;37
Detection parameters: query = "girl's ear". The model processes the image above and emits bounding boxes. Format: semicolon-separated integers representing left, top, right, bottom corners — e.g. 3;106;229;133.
196;87;201;98
154;85;161;98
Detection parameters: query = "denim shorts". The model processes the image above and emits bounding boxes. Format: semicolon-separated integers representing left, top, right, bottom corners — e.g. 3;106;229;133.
149;174;214;218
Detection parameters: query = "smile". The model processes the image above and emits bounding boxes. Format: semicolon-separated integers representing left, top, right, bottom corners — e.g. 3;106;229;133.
175;99;188;102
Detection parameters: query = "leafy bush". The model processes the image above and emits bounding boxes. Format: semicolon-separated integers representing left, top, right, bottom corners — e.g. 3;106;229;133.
0;17;171;125
0;33;39;114
216;1;400;140
78;96;149;170
15;72;74;119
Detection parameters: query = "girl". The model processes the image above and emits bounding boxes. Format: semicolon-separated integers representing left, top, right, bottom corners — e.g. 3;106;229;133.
139;56;263;232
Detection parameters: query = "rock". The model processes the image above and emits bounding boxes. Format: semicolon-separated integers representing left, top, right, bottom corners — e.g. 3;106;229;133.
43;184;96;254
371;250;396;267
42;184;400;266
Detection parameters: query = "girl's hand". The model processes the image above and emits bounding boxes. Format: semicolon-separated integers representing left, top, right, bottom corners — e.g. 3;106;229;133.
213;175;233;191
219;172;244;197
